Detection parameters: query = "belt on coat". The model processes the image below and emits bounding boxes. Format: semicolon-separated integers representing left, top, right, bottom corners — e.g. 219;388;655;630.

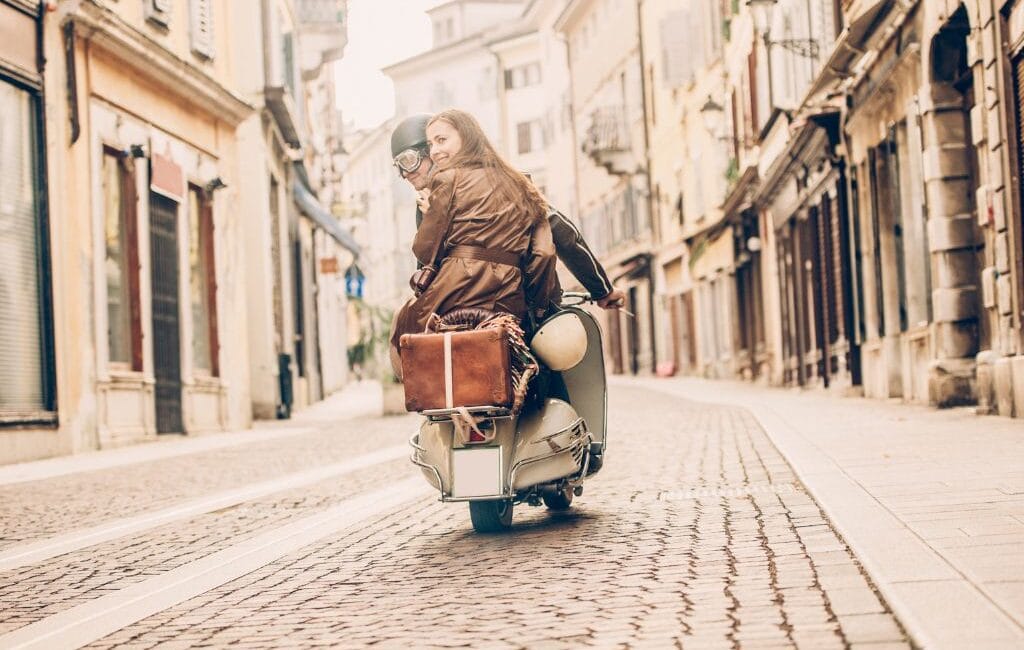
447;245;520;267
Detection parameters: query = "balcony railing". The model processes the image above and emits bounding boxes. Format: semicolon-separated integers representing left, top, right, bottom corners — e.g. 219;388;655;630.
295;0;346;26
582;106;638;176
581;106;630;156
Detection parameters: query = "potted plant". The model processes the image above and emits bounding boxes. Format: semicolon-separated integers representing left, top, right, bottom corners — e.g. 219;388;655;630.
349;299;406;415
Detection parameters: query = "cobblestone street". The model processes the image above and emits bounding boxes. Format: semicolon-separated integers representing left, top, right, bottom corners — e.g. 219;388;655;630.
0;381;936;649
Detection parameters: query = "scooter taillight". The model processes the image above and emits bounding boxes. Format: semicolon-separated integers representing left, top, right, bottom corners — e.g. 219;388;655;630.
465;419;494;444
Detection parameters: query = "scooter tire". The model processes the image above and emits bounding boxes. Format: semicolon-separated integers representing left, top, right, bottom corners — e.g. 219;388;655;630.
542;485;574;511
469;499;513;533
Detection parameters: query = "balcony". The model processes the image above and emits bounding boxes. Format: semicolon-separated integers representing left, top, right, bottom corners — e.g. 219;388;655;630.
296;0;346;24
581;107;636;176
296;0;348;75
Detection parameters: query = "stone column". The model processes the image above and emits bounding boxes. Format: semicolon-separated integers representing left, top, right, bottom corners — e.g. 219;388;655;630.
921;80;980;407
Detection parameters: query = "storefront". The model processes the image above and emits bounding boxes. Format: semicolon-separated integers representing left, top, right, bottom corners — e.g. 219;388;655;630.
759;111;860;391
0;0;56;427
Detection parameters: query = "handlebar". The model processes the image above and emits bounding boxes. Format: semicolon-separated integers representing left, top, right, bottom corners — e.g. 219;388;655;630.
560;291;594;307
561;291;632;316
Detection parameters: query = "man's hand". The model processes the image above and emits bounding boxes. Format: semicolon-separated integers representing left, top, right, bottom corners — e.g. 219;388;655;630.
416;189;431;212
596;289;626;310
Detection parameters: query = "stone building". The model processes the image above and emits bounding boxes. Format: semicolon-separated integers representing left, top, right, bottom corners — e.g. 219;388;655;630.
660;0;1024;419
234;0;359;419
384;0;525;153
2;0;253;463
341;121;413;311
556;0;656;375
0;0;359;465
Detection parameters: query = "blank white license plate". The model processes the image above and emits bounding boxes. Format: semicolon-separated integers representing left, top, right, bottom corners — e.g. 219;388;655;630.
451;447;502;498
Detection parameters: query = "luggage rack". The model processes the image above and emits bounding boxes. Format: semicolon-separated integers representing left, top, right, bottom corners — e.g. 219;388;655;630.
421;405;513;422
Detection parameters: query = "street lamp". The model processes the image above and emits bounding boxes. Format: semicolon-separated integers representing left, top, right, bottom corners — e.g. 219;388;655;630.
699;96;735;144
745;0;820;59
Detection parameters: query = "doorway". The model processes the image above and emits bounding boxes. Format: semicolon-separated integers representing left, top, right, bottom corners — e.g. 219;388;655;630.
150;192;183;433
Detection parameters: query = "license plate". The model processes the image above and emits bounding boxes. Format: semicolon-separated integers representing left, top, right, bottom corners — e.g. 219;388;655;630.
451;447;502;498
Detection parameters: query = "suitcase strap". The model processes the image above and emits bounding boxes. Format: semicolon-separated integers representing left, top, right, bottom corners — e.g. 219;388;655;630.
443;332;454;409
448;245;520;267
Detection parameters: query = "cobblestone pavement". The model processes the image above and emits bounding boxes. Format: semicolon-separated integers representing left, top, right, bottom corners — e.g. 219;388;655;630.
0;383;913;648
0;412;414;548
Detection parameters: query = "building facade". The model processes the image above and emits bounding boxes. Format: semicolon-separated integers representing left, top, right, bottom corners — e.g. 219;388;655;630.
235;0;359;419
654;0;1024;419
0;0;359;465
556;0;656;375
384;0;525;154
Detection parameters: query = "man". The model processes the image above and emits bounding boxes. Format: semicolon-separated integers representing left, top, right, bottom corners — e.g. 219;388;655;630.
389;113;626;309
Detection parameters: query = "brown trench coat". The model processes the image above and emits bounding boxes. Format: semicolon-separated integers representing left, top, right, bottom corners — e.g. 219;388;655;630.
390;165;562;349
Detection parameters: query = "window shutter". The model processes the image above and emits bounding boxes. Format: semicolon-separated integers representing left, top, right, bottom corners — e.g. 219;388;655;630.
190;0;214;60
660;10;699;87
0;84;49;413
146;0;172;28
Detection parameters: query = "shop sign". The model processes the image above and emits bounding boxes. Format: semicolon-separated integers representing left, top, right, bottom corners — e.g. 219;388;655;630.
150;148;184;203
320;257;339;274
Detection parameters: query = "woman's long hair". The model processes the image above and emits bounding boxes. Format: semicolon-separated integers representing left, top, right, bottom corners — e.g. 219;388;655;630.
428;109;547;221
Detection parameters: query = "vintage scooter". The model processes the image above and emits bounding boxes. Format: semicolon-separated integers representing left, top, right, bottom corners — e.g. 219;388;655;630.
408;293;607;532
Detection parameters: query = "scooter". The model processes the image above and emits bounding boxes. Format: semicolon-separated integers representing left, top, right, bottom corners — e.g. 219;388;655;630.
408;293;607;532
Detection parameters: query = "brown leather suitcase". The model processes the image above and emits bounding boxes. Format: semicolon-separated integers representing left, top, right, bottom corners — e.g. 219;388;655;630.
399;327;513;412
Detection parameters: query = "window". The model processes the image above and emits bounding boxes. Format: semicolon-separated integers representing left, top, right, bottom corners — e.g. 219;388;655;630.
516;120;545;154
517;122;532;154
188;185;218;375
0;80;55;415
190;0;214;60
504;62;542;89
102;147;142;369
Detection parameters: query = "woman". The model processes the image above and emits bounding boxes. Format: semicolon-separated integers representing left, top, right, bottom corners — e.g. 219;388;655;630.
389;109;561;374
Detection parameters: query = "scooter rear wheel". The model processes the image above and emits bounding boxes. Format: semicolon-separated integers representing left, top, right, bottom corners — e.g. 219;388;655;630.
542;485;574;511
469;499;513;533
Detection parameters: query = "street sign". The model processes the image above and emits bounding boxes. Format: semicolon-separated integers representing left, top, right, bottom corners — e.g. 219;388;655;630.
320;257;339;274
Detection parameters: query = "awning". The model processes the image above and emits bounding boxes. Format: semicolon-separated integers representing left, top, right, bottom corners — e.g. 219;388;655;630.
807;0;895;98
292;178;360;256
754;107;841;211
721;166;760;218
266;86;301;148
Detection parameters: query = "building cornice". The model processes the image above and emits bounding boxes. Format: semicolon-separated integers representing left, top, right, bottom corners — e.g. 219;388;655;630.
383;34;488;78
553;0;590;33
67;0;253;126
486;28;539;52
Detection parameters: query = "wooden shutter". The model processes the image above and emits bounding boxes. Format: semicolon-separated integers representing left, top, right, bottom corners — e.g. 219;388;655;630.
190;0;214;60
118;154;144;372
660;10;698;87
146;0;172;28
201;194;219;376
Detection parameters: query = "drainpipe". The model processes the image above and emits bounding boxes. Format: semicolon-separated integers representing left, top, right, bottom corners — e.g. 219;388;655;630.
556;32;583;221
635;0;658;371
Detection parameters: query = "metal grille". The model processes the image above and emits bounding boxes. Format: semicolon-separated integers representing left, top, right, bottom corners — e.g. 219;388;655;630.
150;193;183;434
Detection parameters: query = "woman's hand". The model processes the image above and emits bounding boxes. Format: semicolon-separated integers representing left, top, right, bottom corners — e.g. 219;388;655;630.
416;189;431;212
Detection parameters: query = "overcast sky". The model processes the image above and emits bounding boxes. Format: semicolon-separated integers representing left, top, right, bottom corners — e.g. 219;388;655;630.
334;0;443;130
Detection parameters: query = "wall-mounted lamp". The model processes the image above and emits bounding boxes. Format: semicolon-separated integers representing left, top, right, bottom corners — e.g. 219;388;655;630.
128;144;147;159
699;96;736;144
746;0;820;59
746;236;762;253
204;177;227;193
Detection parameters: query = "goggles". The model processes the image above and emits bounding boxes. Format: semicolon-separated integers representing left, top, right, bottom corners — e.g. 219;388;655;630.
393;147;428;174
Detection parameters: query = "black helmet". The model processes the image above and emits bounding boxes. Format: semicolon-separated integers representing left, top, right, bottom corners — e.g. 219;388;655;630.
390;113;432;158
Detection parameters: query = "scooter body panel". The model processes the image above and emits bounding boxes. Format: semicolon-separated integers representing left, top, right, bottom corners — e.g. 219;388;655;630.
411;398;588;501
559;306;608;452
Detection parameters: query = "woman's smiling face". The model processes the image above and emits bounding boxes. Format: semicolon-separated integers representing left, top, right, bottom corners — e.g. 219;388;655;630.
426;119;462;168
